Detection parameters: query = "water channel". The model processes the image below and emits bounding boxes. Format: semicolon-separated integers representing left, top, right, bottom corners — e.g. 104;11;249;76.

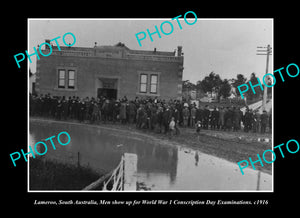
29;119;272;191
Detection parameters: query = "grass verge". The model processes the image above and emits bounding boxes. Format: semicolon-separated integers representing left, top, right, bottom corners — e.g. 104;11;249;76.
29;157;102;190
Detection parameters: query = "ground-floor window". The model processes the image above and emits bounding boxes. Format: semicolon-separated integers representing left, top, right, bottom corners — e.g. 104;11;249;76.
138;72;159;95
57;68;76;89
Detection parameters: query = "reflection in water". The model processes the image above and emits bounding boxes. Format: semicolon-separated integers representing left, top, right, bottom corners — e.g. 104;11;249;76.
29;119;272;191
195;151;199;166
29;121;179;182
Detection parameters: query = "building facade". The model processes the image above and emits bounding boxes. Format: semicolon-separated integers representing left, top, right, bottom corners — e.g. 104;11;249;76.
35;42;184;100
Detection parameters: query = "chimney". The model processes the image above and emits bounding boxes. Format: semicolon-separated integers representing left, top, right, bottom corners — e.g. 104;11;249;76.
45;39;50;49
177;46;182;56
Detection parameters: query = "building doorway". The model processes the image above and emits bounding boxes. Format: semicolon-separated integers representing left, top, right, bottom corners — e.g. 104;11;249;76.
96;78;118;100
97;88;117;99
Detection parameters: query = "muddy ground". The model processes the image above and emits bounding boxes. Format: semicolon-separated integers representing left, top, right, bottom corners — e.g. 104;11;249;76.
30;117;273;175
104;123;272;175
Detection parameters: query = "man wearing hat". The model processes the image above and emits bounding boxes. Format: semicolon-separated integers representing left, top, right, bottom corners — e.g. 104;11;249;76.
218;106;225;130
182;105;190;127
203;105;210;130
260;110;269;134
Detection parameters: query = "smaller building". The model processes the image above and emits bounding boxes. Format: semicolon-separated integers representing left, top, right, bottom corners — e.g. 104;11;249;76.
29;72;36;94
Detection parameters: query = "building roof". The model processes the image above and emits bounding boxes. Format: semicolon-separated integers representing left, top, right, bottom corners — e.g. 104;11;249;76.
48;41;176;56
94;42;130;51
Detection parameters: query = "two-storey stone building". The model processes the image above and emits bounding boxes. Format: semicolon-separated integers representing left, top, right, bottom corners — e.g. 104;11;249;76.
35;41;184;100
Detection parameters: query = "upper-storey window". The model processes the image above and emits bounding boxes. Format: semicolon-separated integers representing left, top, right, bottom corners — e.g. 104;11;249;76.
57;68;76;89
150;74;158;94
138;72;160;95
68;70;75;89
139;74;147;93
58;69;66;88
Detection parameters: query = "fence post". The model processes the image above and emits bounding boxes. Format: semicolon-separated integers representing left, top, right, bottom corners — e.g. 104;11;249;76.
123;153;138;190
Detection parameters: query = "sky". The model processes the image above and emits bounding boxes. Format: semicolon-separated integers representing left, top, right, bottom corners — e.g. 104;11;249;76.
28;19;273;83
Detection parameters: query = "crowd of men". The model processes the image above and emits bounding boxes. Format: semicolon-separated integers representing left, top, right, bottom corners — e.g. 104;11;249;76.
29;93;272;134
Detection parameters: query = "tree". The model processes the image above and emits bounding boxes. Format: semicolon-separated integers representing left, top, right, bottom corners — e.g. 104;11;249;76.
182;80;196;91
232;74;247;97
201;72;222;97
195;80;205;99
182;80;196;100
196;80;202;91
218;79;231;100
247;72;263;101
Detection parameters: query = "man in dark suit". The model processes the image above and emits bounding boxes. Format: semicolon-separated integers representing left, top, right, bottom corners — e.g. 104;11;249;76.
162;105;172;134
203;105;210;129
211;106;219;130
260;110;269;134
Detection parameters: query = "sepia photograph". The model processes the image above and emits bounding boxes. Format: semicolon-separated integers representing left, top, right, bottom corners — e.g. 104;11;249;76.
27;18;273;192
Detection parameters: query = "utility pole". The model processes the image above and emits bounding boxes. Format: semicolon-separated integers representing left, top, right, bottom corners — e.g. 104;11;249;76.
256;44;272;111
